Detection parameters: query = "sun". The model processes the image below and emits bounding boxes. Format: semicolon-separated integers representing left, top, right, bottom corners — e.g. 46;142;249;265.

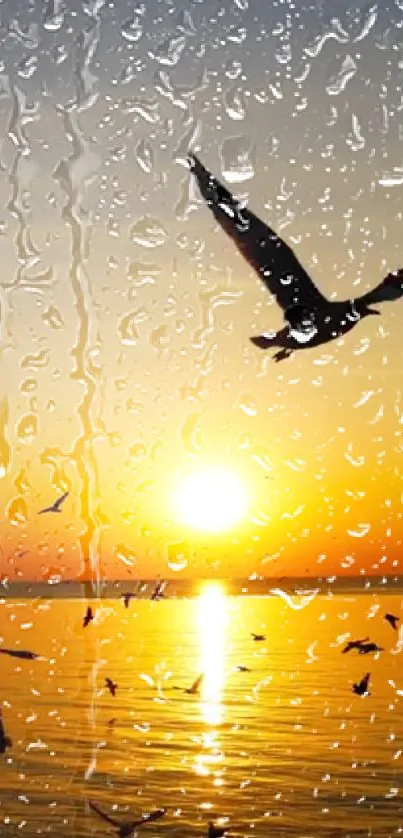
173;467;247;532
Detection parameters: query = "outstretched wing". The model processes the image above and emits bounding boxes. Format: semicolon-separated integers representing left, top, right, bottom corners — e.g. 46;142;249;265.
360;269;403;306
131;809;166;827
54;491;69;509
88;800;119;827
188;153;327;313
187;673;204;694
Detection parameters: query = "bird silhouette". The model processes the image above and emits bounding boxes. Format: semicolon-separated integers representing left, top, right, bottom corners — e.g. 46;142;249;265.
341;637;369;654
251;633;266;642
38;491;69;514
83;606;93;628
236;665;251;672
151;579;166;601
0;711;12;754
358;642;384;655
352;672;371;696
185;673;204;695
0;648;39;660
384;612;400;631
105;677;117;697
88;801;166;837
188;153;403;362
121;592;135;608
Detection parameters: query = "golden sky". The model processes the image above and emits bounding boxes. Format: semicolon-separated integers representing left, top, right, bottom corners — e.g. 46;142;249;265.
0;0;402;581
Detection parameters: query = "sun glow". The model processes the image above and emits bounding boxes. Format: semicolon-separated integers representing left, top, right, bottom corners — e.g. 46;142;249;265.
197;582;228;726
173;467;247;532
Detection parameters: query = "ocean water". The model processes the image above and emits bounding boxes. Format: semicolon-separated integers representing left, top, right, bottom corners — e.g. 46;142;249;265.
0;587;402;837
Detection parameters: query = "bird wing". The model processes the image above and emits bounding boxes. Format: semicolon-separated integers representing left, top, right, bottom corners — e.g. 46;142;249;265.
88;800;120;826
188;673;204;693
54;491;69;509
38;505;53;514
360;269;403;306
131;809;166;827
362;673;370;689
188;153;327;313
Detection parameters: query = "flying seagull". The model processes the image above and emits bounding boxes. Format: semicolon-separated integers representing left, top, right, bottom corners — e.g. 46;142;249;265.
38;491;69;514
251;633;266;642
0;648;39;660
0;711;12;755
358;642;384;655
341;637;369;654
384;612;400;631
88;800;166;836
83;606;93;628
352;672;371;696
188;153;403;362
151;579;166;601
236;665;251;672
121;592;135;609
105;677;117;697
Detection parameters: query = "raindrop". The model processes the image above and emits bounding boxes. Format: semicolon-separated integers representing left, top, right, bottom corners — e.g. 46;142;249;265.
18;55;38;79
220;135;255;183
238;394;257;416
116;545;137;568
224;87;246;121
16;414;38;441
135;138;154;174
130;217;167;248
117;313;139;346
224;59;243;80
167;540;190;572
7;497;28;526
326;55;357;96
0;400;10;478
149;35;186;67
42;306;64;330
180;412;203;455
43;0;65;31
121;15;143;42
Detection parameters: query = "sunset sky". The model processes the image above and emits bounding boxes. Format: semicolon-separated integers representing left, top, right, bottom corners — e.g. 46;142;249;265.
0;0;402;581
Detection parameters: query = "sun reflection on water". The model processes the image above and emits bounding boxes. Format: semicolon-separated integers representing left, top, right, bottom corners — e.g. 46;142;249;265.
197;582;228;726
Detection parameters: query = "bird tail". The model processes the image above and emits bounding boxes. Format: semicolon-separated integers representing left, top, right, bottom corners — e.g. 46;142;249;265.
250;334;278;350
362;268;403;305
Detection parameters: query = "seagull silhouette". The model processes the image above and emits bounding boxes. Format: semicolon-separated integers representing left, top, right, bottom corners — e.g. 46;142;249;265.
122;592;135;609
188;153;403;362
0;648;39;660
38;491;69;514
83;606;93;628
185;673;204;695
0;711;12;754
151;579;166;601
236;665;251;672
105;677;117;697
384;612;400;631
358;642;384;655
352;672;371;696
251;633;266;642
341;637;370;654
88;801;166;836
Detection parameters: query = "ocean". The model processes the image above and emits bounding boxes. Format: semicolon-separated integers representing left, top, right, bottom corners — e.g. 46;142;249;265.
0;583;402;837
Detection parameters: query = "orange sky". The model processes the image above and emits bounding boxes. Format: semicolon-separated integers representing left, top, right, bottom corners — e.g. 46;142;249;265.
0;1;402;581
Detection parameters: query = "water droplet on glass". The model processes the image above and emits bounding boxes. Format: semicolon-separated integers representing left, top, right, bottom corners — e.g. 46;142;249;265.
220;135;255;183
224;59;243;80
116;545;137;568
42;306;64;330
238;394;257;416
135;138;154;174
179;412;203;455
224;87;246;121
149;35;186;67
18;55;38;79
17;414;38;441
7;497;28;526
326;55;357;96
118;313;139;346
43;0;65;31
121;15;143;42
130;217;167;248
167;540;190;572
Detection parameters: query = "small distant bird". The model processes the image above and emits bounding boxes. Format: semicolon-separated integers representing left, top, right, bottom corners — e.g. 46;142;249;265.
121;592;135;609
358;642;384;655
251;633;266;642
352;672;371;696
105;677;117;697
88;800;166;836
236;665;251;672
151;579;166;601
0;648;39;660
0;711;12;755
188;153;403;362
208;822;228;838
342;637;369;654
385;613;400;631
185;673;204;695
38;491;69;514
83;606;93;628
